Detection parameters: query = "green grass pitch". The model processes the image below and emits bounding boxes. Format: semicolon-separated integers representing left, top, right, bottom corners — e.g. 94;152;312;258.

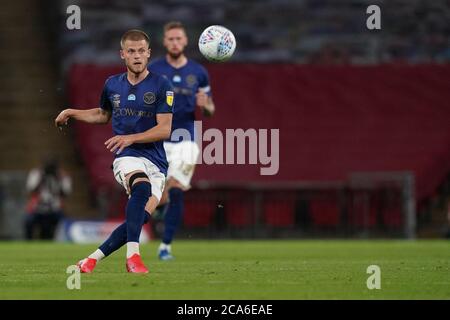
0;240;449;299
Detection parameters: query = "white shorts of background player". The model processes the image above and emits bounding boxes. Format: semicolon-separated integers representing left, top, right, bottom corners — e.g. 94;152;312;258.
164;140;200;190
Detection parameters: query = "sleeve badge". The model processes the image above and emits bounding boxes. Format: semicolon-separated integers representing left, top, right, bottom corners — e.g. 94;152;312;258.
166;91;174;107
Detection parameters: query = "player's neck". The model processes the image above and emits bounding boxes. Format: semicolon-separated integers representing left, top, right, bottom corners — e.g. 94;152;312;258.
166;54;188;69
127;68;149;86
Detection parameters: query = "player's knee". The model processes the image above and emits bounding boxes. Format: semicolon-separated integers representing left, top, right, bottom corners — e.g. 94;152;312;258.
128;172;152;200
128;172;150;190
130;181;151;199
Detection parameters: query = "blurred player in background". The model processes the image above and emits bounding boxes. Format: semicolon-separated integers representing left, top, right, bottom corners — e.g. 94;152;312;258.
55;29;173;273
149;21;215;260
24;157;72;240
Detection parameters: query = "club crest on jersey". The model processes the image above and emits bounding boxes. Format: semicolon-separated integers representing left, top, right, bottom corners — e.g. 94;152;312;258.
112;94;120;108
143;92;156;104
186;74;197;87
166;91;174;107
127;94;136;101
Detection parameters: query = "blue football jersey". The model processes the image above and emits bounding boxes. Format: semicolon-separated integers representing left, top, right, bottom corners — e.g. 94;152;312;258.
149;58;211;142
100;72;174;174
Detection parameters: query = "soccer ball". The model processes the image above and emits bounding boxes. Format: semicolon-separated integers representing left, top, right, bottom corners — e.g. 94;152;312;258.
198;25;236;62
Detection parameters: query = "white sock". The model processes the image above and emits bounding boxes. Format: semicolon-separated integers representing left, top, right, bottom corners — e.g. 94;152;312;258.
127;242;140;258
159;243;171;252
88;249;105;261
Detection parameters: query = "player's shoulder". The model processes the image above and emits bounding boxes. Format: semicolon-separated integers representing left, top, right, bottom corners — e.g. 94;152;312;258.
150;71;173;90
104;72;127;87
149;57;167;70
187;59;208;74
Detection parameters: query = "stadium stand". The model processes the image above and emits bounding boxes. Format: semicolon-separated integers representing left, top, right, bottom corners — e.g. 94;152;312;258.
24;0;445;237
0;0;448;240
57;0;450;67
0;0;98;227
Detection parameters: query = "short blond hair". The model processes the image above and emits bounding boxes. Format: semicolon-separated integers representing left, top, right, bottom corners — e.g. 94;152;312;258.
163;21;186;33
120;29;150;48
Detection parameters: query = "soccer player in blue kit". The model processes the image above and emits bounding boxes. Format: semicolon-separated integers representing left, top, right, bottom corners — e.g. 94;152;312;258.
55;30;173;273
150;21;215;260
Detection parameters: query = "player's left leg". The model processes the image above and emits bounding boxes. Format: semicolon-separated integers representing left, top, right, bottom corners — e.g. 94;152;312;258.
77;222;130;273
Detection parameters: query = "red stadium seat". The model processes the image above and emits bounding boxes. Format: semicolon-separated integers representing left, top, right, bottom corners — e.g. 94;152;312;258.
309;198;340;227
263;192;296;227
183;191;217;227
224;191;254;227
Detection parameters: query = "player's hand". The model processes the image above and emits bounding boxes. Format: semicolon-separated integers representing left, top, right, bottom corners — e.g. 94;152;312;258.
195;89;208;109
104;135;135;155
55;109;71;128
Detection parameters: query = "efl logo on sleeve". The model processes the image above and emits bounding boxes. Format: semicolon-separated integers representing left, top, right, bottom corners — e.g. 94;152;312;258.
166;91;174;107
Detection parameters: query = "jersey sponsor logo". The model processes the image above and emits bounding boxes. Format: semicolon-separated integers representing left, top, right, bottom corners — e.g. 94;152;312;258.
127;94;136;101
112;93;121;108
186;74;197;87
166;91;174;107
143;92;156;104
113;107;153;118
174;87;193;96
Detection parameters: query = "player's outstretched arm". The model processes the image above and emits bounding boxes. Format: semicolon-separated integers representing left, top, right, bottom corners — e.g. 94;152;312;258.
55;108;111;127
105;113;172;155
